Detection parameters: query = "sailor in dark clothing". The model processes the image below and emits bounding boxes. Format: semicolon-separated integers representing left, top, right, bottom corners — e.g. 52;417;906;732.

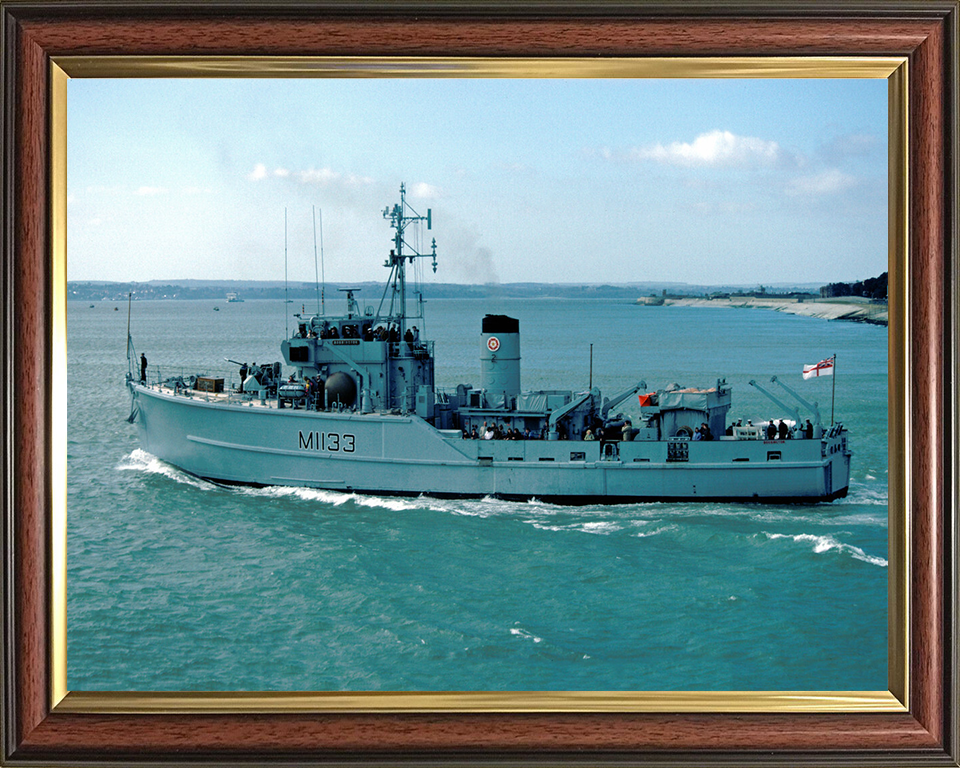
140;353;148;383
778;420;789;439
766;421;778;439
804;419;814;439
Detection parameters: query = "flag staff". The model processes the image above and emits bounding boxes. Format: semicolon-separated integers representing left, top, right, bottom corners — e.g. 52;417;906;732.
831;354;837;425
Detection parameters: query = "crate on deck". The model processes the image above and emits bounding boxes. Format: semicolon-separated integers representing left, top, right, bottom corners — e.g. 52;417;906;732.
196;377;224;393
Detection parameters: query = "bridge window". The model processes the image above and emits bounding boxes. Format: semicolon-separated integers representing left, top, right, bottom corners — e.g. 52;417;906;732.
290;345;309;362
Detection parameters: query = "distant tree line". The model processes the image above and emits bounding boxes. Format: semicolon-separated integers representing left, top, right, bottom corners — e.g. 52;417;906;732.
820;272;887;300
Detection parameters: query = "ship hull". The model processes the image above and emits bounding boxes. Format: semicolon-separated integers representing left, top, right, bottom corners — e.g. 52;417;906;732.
132;383;852;504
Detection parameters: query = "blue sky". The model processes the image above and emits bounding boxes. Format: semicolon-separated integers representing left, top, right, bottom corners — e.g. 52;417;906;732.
67;77;887;286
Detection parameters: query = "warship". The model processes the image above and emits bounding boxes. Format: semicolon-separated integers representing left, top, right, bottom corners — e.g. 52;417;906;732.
126;185;851;503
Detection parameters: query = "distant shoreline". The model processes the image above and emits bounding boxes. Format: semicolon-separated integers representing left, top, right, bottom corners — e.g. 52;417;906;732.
655;296;888;326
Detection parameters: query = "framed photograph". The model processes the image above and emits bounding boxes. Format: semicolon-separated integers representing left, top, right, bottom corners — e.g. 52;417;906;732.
2;2;957;765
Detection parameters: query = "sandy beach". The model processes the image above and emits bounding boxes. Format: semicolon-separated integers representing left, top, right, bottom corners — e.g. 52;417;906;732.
654;296;888;326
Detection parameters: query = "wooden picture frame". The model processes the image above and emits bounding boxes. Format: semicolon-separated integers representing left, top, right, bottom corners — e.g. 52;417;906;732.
2;2;957;764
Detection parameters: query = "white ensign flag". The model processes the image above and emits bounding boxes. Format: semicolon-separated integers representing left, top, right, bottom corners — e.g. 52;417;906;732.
802;357;835;379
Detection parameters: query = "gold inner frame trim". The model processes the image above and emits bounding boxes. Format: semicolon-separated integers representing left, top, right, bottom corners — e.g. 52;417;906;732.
49;55;909;715
55;55;904;79
56;690;906;715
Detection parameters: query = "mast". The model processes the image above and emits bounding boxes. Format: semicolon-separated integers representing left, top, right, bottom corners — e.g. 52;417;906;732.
831;354;837;425
313;205;323;316
126;291;134;378
380;183;438;335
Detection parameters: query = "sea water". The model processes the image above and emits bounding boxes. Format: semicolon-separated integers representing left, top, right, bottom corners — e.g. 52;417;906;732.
66;298;888;691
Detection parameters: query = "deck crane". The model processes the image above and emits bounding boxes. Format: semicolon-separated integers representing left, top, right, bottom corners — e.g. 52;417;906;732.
769;375;822;426
748;379;801;433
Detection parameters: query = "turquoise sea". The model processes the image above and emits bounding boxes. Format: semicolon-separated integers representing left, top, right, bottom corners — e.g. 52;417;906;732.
67;297;888;691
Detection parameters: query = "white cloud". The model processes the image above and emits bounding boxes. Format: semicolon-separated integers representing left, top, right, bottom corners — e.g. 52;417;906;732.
296;168;374;187
410;182;440;199
134;186;168;196
629;130;780;167
297;168;340;184
786;168;856;196
248;164;373;188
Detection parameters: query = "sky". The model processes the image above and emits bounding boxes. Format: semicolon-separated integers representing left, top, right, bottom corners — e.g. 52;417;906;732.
67;77;888;286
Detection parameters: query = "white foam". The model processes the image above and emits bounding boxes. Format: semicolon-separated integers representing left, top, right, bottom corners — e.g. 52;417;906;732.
443;497;525;519
526;522;568;532
762;532;887;567
842;482;889;507
578;521;621;534
116;449;218;491
249;484;354;505
510;626;543;644
634;524;677;539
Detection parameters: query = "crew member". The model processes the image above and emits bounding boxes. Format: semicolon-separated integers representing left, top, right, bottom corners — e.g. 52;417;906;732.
140;353;148;383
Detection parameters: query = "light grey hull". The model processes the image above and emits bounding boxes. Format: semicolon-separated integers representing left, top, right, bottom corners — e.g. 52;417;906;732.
134;384;851;503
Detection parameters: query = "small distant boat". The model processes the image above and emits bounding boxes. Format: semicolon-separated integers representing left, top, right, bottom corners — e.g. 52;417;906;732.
213;306;220;311
226;292;244;303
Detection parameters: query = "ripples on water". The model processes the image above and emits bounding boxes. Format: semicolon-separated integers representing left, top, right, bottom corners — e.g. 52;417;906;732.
68;300;889;691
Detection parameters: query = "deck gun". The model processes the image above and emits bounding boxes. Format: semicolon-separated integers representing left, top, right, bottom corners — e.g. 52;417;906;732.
769;375;822;426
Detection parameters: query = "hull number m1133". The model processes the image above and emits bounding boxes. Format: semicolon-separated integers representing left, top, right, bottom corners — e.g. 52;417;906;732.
298;431;356;453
